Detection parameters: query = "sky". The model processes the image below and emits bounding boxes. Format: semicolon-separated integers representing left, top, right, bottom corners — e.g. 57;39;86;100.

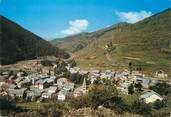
1;0;171;39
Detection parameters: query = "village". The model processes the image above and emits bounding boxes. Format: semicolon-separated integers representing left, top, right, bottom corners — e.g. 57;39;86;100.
0;58;168;105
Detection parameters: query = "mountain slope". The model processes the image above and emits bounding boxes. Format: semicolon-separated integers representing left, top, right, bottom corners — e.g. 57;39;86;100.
51;22;130;53
52;8;171;74
0;16;70;65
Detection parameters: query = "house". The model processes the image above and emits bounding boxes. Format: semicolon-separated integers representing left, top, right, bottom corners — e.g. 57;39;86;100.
17;71;25;77
89;73;100;78
140;90;163;103
0;76;5;87
47;86;57;93
100;72;114;80
69;68;78;74
114;71;128;81
9;84;17;89
15;77;23;84
26;87;45;101
66;66;80;74
23;65;31;70
8;88;27;98
89;77;96;84
57;82;74;100
100;73;108;79
132;71;144;77
91;70;101;74
49;76;56;81
44;78;54;85
79;70;89;75
117;81;131;94
30;87;45;95
63;83;74;92
42;92;52;99
88;71;101;84
41;86;57;98
65;65;71;71
57;90;67;101
73;87;84;97
133;75;150;88
41;86;57;99
0;91;8;96
17;78;31;88
121;71;129;79
26;90;36;101
155;70;168;79
1;71;9;76
34;78;53;89
34;81;49;89
73;67;80;72
26;90;45;101
105;70;112;74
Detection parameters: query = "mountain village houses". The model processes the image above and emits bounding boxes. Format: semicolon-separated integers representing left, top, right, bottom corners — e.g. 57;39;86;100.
140;90;163;104
0;63;167;104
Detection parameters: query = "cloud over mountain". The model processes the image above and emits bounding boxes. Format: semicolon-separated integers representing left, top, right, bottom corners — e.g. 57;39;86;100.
115;10;152;23
61;19;89;36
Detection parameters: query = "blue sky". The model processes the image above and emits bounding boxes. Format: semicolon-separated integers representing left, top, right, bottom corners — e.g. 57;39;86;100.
1;0;170;39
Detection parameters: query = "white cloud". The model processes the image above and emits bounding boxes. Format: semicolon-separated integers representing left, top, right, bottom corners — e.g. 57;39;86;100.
61;19;89;36
115;10;152;23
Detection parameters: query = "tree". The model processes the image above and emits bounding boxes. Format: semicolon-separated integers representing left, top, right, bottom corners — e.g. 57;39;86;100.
69;73;84;84
47;68;51;76
128;83;134;94
54;65;68;76
68;59;77;67
70;96;89;109
150;82;171;96
136;66;143;74
153;99;165;109
22;70;28;76
104;96;128;113
0;96;22;116
93;77;101;85
131;100;152;115
134;82;143;92
87;84;118;109
54;67;58;75
8;71;14;77
40;60;53;66
102;78;113;85
23;90;27;101
58;60;67;68
128;62;133;75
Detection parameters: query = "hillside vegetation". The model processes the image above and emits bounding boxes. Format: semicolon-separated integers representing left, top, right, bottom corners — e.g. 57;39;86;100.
52;8;171;75
0;16;70;65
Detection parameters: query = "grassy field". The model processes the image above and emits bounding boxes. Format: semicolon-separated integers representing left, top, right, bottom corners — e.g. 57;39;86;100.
16;102;49;110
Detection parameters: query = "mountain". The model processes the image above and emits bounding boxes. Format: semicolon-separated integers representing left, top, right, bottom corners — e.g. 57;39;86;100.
0;16;70;65
51;8;171;74
51;22;130;53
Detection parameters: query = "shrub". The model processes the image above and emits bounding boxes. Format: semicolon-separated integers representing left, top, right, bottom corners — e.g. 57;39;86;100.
40;60;53;66
153;99;166;109
150;82;171;96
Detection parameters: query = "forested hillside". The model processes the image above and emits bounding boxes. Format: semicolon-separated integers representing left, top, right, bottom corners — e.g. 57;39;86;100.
0;16;70;65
